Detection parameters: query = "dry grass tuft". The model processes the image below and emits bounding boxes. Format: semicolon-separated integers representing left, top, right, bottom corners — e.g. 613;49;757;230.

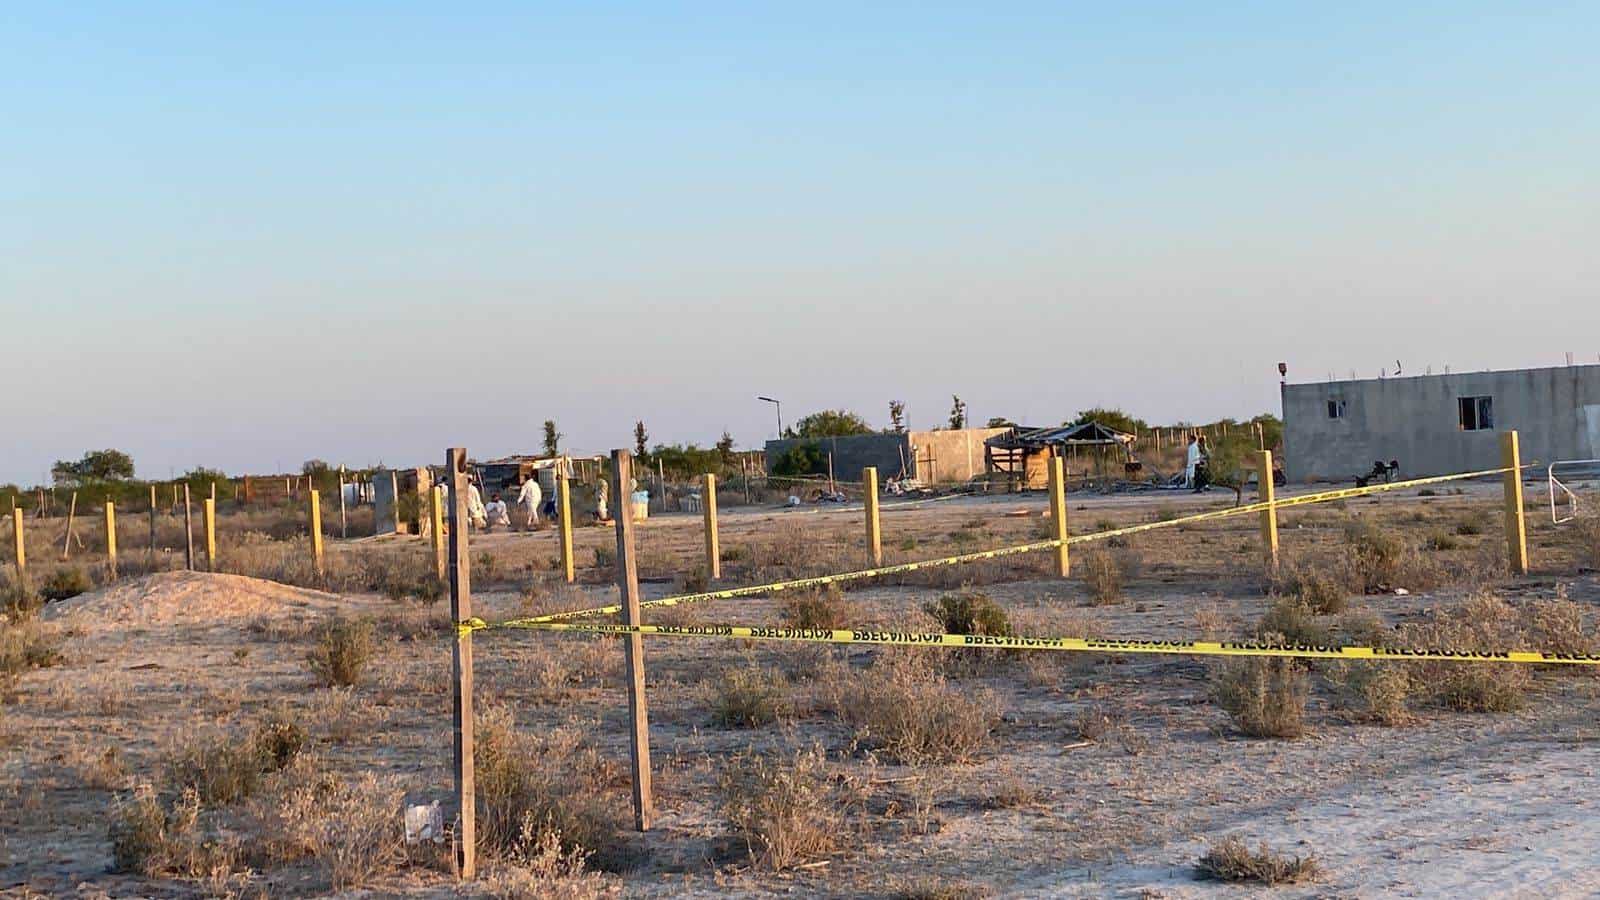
475;706;629;870
779;584;857;629
163;717;307;804
1397;592;1530;712
1269;559;1352;614
110;785;238;879
1256;597;1332;647
1325;662;1416;725
1078;549;1124;605
1210;657;1307;738
823;654;999;765
306;615;376;687
923;590;1011;637
718;744;846;871
710;665;792;727
1196;835;1321;885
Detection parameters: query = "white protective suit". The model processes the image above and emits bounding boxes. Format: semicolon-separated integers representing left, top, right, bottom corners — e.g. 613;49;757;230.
466;483;488;529
517;478;542;527
1184;440;1201;488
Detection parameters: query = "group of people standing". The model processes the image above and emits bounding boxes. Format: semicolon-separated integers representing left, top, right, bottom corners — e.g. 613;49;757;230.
460;471;610;531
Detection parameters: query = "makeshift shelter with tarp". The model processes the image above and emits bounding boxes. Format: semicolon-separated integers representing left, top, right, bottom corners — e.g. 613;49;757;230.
983;421;1138;489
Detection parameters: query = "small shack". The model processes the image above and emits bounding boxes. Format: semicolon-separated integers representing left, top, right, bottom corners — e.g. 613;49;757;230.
984;422;1137;489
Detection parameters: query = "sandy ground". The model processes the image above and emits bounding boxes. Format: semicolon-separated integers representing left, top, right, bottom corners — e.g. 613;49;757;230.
3;484;1599;897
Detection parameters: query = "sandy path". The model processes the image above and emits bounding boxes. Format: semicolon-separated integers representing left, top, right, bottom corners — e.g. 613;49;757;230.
1019;738;1600;898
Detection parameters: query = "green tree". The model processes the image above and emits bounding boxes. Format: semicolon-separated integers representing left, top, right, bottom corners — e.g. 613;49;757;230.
948;396;967;430
715;431;736;467
1071;407;1148;435
986;416;1018;429
770;442;827;478
51;449;135;485
887;400;907;433
633;421;649;462
788;410;873;439
542;420;562;456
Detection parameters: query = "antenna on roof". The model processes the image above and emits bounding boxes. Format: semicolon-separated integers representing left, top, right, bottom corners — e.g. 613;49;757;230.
1394;359;1402;375
1566;351;1575;366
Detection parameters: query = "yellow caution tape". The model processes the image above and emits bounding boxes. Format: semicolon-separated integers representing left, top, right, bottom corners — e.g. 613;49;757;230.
455;618;1597;666
507;464;1522;628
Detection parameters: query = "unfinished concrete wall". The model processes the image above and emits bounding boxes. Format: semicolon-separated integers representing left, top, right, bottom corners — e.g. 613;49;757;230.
763;429;1008;484
1283;365;1600;482
764;434;910;482
907;428;1010;483
372;470;401;536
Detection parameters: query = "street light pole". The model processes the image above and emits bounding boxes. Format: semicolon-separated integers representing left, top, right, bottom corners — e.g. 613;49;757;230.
758;396;783;439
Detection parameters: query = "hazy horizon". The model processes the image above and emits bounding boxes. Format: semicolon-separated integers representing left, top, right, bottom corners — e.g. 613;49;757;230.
5;4;1597;485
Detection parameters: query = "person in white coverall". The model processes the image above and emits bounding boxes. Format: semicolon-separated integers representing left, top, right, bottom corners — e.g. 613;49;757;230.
1184;434;1201;489
484;493;511;530
516;475;542;529
466;480;488;530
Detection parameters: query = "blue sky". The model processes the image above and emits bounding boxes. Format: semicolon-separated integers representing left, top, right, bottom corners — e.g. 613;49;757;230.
3;3;1597;483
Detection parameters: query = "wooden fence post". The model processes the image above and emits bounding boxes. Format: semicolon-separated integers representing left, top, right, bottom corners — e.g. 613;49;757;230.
183;485;195;571
1048;454;1069;577
104;501;117;579
11;507;24;578
702;473;720;581
1501;430;1529;576
204;498;217;570
431;484;447;582
863;467;882;566
148;485;157;568
557;473;575;584
308;490;324;577
446;447;477;879
61;492;78;560
338;472;348;540
611;449;654;831
1258;450;1279;571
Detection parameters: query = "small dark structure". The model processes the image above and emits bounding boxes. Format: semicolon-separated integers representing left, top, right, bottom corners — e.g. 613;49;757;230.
984;422;1137;489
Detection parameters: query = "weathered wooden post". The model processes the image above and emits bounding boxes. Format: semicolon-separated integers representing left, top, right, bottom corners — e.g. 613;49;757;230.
1048;454;1069;577
183;485;195;570
702;473;720;581
11;507;25;578
1258;450;1279;571
1501;430;1528;575
557;473;575;584
61;492;78;560
445;448;476;879
104;501;117;579
308;489;324;577
338;469;348;540
863;466;883;566
148;485;157;568
611;449;654;831
203;498;217;570
431;484;447;581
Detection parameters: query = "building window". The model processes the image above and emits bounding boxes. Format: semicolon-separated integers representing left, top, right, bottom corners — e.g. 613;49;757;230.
1458;396;1494;431
1327;398;1346;419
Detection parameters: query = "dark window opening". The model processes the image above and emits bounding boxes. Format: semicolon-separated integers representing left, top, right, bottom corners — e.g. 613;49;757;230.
1327;398;1347;419
1458;396;1494;431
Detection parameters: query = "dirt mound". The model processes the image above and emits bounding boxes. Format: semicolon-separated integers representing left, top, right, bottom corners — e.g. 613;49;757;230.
44;570;341;629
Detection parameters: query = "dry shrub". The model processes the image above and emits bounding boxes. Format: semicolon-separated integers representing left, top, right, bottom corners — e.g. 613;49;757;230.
1455;512;1489;536
718;745;844;870
0;618;64;688
825;654;999;765
110;784;238;879
306;615;376;687
164;717;306;804
1269;559;1352;614
38;565;92;601
1078;549;1123;605
1197;835;1321;885
307;686;385;744
475;706;628;870
481;821;617;899
1424;531;1463;552
1325;662;1416;726
923;591;1011;637
779;584;856;629
1256;597;1331;647
249;754;408;889
1210;657;1307;738
1;570;41;618
1342;519;1455;592
1396;592;1530;712
888;877;993;900
1524;594;1598;659
1573;517;1600;567
710;665;791;727
65;742;130;790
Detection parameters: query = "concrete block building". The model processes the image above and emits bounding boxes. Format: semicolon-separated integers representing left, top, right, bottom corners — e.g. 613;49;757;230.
1282;364;1600;482
764;428;1007;484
